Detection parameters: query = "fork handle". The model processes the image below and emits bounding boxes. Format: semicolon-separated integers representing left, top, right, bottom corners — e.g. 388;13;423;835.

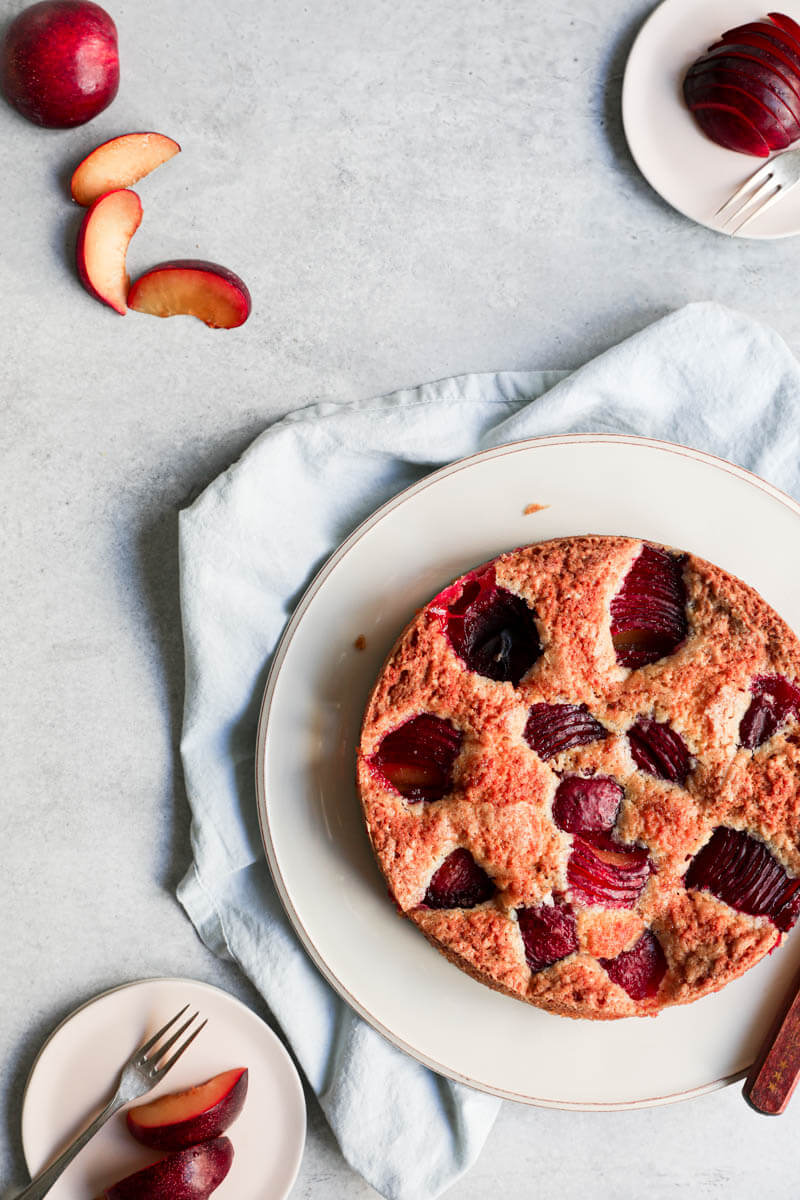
14;1094;125;1200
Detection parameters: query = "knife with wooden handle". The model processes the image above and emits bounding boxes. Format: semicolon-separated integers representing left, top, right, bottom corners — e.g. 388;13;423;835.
744;967;800;1114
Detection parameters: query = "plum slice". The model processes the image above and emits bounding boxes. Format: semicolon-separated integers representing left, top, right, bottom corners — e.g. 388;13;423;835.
727;18;800;62
599;930;667;1000
552;775;622;834
102;1137;233;1200
438;565;541;685
686;63;800;138
567;834;651;909
769;11;800;51
627;717;692;785
684;81;791;149
739;674;800;749
423;848;496;909
704;42;800;104
517;902;578;972
718;29;800;84
688;55;800;123
610;545;687;668
684;12;800;155
370;714;462;802
686;827;800;931
688;103;771;155
523;703;606;761
127;1068;248;1150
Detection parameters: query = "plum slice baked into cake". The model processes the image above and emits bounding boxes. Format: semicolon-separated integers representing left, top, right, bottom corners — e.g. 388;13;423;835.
356;536;800;1019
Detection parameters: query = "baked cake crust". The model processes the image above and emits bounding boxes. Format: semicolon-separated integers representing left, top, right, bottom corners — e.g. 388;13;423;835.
356;536;800;1020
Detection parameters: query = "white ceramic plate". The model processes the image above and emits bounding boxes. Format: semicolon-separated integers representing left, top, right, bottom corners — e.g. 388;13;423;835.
622;0;800;237
256;434;800;1108
21;977;306;1199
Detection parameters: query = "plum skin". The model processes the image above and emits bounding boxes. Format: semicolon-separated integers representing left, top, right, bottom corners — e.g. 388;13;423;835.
423;848;495;909
369;714;462;803
516;902;578;972
683;13;800;155
102;1136;234;1200
127;1068;248;1151
1;1;119;128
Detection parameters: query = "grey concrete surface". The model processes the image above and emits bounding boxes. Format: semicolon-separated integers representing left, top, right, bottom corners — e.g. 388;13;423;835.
2;0;799;1196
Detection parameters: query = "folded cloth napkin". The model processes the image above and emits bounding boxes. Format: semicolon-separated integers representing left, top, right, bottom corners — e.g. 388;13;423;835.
177;300;800;1200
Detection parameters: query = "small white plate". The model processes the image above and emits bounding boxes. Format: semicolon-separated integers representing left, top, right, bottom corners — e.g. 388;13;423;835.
623;0;800;237
21;977;306;1200
257;434;800;1108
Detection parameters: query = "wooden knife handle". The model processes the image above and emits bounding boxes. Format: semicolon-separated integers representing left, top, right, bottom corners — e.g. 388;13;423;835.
744;968;800;1115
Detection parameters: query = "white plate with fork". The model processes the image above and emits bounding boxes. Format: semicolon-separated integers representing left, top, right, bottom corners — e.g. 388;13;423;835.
19;977;306;1200
622;0;800;237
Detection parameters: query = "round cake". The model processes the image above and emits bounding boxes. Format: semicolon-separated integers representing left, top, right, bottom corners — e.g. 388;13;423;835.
356;536;800;1019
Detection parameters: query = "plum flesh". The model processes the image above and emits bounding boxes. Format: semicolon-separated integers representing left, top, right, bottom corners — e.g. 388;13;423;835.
126;1068;248;1151
567;834;651;909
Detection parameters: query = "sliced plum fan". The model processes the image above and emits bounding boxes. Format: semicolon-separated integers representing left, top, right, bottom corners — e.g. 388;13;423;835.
684;12;800;155
627;717;692;785
370;714;462;802
686;827;800;931
567;834;651;909
523;703;607;761
610;544;687;668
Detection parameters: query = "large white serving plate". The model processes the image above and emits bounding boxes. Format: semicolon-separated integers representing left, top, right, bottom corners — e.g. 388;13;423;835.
257;434;800;1108
623;0;800;238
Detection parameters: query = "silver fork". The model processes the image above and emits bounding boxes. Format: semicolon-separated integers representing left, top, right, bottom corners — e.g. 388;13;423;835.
12;1005;206;1200
716;145;800;235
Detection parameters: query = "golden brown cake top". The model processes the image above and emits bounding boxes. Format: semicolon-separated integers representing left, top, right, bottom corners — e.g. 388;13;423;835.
357;536;800;1020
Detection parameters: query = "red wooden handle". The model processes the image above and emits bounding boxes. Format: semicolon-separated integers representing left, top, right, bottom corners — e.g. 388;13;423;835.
745;970;800;1114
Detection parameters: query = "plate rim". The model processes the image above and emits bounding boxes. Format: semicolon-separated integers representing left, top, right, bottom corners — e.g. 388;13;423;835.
256;431;800;1110
621;0;800;241
20;975;307;1198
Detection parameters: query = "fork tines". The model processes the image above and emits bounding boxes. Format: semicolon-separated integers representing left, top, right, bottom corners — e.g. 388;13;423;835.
135;1005;207;1076
714;144;800;236
715;165;781;236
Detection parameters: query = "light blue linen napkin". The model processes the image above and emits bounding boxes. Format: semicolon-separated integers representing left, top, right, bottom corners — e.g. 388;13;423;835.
177;300;800;1200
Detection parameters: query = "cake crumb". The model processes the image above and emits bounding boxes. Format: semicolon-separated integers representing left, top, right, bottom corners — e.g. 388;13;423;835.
523;502;549;515
354;635;367;651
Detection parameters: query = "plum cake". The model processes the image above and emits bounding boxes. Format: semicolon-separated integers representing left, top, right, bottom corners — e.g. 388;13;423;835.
356;536;800;1019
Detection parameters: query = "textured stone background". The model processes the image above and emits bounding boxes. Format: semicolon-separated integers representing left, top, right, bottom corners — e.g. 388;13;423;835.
2;0;799;1195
